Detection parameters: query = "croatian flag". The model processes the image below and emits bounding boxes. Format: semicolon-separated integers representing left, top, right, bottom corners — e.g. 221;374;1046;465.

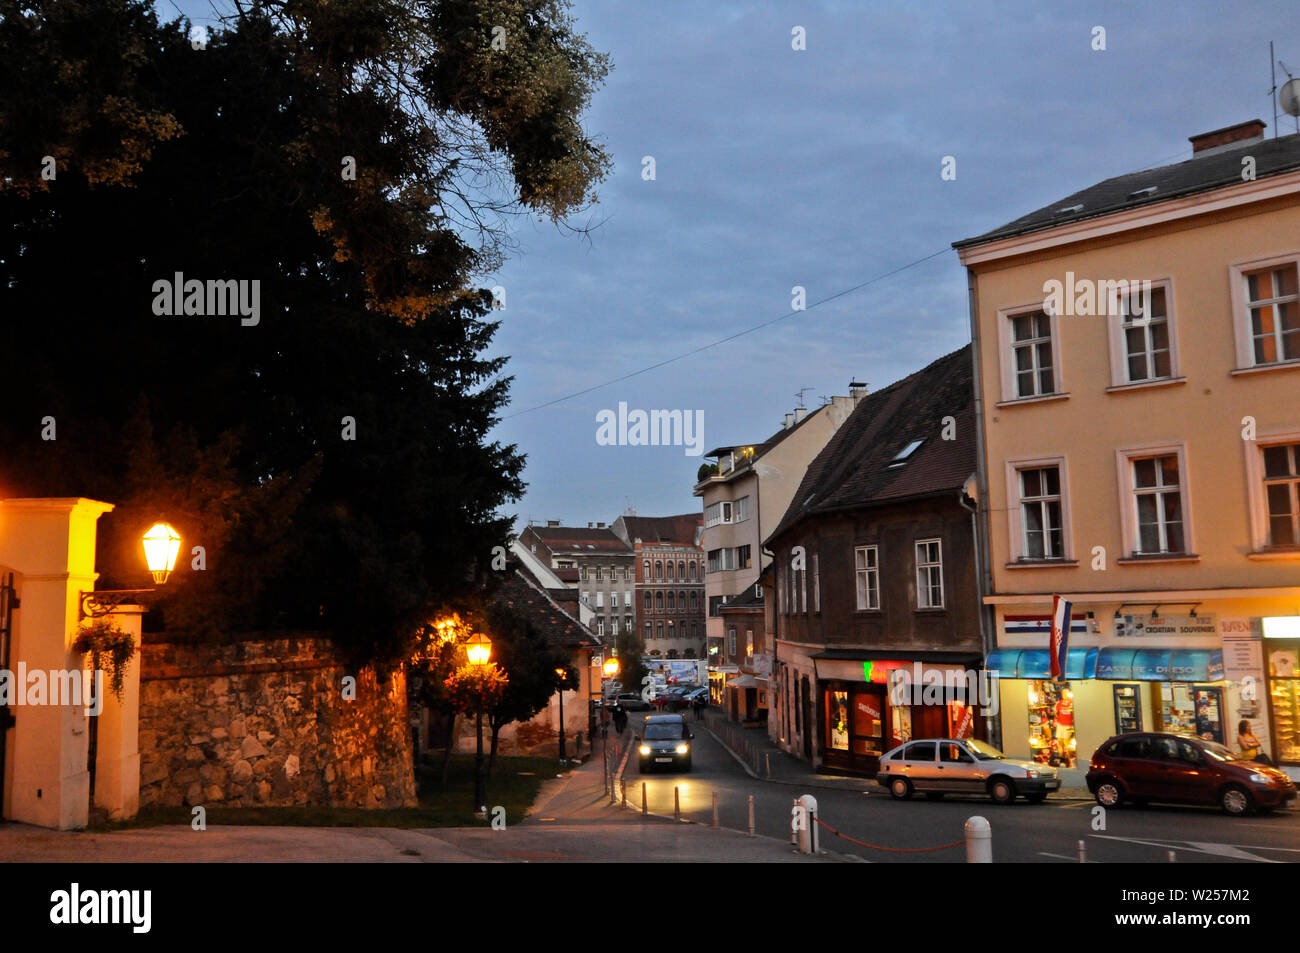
1050;595;1072;681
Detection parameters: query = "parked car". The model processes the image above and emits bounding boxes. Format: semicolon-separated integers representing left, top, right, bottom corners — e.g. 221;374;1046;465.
1086;732;1297;816
638;714;694;772
612;692;651;712
876;738;1060;804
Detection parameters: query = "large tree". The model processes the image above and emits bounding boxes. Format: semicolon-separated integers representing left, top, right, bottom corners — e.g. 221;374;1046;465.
0;0;610;665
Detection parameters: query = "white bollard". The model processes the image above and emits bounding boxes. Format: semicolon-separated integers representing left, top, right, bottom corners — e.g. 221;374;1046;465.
1077;839;1087;863
798;794;819;854
790;797;798;845
747;795;755;837
1168;849;1177;863
965;816;992;863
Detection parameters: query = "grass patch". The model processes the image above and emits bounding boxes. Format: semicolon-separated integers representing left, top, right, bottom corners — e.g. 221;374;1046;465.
90;754;567;832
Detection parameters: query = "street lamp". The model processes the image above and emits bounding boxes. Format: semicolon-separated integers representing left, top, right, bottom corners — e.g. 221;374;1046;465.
555;667;570;763
467;632;492;817
80;521;182;618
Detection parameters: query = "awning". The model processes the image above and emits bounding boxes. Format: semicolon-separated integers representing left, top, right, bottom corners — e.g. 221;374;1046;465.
1096;647;1225;681
726;674;759;689
985;647;1097;679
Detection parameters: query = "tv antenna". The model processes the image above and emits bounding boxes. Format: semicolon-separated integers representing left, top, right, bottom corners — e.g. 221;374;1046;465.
794;387;813;409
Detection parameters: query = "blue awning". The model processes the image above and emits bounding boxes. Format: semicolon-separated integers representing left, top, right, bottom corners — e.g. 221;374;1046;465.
985;647;1097;679
1096;647;1225;681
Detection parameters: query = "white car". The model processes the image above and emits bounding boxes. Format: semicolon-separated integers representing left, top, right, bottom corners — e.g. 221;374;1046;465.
876;738;1060;804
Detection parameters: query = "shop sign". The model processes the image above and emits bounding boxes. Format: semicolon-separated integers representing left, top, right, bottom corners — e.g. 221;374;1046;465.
1115;613;1216;638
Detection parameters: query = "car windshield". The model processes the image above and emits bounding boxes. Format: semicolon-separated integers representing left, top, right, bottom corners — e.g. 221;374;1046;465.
964;739;1005;760
644;724;685;740
1199;741;1238;762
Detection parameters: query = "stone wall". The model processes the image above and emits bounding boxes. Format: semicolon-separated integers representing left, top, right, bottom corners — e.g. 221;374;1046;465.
138;636;416;810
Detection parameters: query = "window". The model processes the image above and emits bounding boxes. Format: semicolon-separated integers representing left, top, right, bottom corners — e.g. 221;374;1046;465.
580;567;588;581
596;617;604;636
727;627;737;657
705;501;735;527
1008;308;1056;398
736;544;752;570
733;496;750;522
1263;442;1300;547
915;539;943;609
1106;281;1178;386
777;568;785;615
688;561;697;582
655;560;663;581
643;590;652;611
644;622;652;641
655;591;664;611
611;617;619;636
707;548;736;573
643;559;650;580
595;591;604;608
678;590;686;609
677;560;685;579
708;595;727;617
1244;261;1300;365
656;621;664;640
666;560;675;581
625;590;632;608
855;545;879;610
611;591;619;608
1132;455;1184;554
689;590;698;609
811;553;820;612
746;630;754;658
667;591;675;610
667;621;674;639
595;566;603;581
1019;466;1064;559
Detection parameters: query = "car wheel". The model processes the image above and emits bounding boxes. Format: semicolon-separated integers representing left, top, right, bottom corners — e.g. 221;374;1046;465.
1025;793;1047;804
1220;784;1252;817
924;792;945;801
1094;779;1124;808
889;777;913;800
988;777;1016;804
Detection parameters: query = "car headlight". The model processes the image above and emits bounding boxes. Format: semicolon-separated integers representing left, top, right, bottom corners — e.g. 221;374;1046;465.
639;745;650;756
1025;770;1039;778
1249;773;1274;784
676;744;689;754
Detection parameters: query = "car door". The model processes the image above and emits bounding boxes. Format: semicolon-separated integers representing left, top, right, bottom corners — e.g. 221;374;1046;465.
1107;735;1157;797
1154;739;1214;804
938;741;981;792
899;741;939;791
1144;735;1186;800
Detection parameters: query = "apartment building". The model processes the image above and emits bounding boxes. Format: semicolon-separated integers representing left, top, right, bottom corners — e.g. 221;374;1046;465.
955;121;1300;774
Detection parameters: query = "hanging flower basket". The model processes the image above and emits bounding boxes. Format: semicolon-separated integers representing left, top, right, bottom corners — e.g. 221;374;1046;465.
72;619;137;703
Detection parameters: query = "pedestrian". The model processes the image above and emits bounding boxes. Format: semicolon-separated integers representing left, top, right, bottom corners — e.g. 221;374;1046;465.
693;695;705;720
613;705;628;735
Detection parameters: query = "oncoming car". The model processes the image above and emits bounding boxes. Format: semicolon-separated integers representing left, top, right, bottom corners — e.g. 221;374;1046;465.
638;714;694;772
876;738;1060;804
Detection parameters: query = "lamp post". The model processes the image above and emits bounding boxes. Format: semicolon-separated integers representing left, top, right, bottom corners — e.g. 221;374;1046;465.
555;667;571;763
466;632;492;817
601;655;620;767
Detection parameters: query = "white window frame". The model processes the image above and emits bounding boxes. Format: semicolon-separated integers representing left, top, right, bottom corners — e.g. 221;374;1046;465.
1005;455;1073;563
727;627;737;657
1104;277;1182;388
733;496;750;523
996;302;1065;403
1243;427;1300;554
597;617;605;636
1114;443;1196;559
611;617;619;636
595;590;604;608
1230;252;1300;371
854;545;880;610
811;553;820;613
610;591;619;608
915;538;944;609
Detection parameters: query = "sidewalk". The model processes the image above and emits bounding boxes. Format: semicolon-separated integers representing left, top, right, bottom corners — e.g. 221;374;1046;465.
699;710;1094;801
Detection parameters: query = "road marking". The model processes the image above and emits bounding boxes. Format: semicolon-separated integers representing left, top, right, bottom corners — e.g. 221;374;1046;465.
1039;851;1095;862
1090;834;1282;863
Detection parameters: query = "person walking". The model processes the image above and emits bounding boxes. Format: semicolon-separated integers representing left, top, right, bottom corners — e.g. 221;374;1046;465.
693;695;705;720
612;703;628;735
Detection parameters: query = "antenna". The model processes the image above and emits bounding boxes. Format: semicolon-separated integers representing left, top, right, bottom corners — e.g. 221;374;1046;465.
794;387;813;409
1280;57;1300;134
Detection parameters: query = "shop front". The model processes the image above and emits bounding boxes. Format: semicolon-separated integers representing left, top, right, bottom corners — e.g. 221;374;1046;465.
987;647;1100;769
1263;617;1300;766
812;651;985;777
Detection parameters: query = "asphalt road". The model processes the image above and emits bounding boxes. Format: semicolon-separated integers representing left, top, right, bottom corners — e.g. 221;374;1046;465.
622;712;1300;863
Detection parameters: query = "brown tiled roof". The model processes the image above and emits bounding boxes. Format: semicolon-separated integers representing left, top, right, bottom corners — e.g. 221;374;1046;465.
493;568;600;650
955;131;1300;248
521;525;631;554
619;513;702;546
767;345;975;544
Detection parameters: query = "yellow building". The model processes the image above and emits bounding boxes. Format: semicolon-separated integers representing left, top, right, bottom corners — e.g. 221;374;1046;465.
955;121;1300;777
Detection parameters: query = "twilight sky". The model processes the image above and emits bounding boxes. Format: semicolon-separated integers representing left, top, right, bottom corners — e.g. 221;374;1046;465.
180;0;1299;529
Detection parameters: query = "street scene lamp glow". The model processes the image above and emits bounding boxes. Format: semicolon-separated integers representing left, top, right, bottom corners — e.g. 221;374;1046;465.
465;632;492;665
142;522;181;584
602;658;620;677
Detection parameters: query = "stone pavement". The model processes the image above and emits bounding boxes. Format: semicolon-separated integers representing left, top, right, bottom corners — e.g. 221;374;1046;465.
699;709;1094;800
0;739;837;863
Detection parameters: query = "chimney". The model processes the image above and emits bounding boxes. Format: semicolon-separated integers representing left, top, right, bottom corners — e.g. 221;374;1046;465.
794;407;807;423
1189;119;1266;156
783;412;794;429
849;380;869;403
547;519;560;527
587;521;594;528
597;522;606;528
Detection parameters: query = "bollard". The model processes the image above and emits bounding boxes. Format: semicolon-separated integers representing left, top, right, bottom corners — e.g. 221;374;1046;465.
798;794;819;855
712;791;719;828
765;752;771;778
790;798;798;845
1168;850;1177;863
641;782;647;816
674;786;681;822
1077;839;1087;863
747;795;755;837
964;816;992;863
622;780;627;808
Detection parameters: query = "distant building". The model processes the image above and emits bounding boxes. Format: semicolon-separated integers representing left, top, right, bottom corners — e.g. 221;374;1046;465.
517;522;634;643
611;513;705;661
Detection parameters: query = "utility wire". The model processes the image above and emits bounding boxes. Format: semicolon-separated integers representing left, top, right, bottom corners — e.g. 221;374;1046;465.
502;245;955;419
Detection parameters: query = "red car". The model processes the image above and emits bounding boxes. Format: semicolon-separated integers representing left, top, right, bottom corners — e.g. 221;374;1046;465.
1086;732;1297;816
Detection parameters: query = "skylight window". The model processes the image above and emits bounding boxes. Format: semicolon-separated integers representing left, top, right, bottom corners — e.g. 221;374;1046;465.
1128;186;1158;199
889;439;924;467
1057;203;1084;214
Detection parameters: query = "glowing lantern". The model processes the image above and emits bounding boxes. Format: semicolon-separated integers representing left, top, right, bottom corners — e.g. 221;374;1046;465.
142;522;181;584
